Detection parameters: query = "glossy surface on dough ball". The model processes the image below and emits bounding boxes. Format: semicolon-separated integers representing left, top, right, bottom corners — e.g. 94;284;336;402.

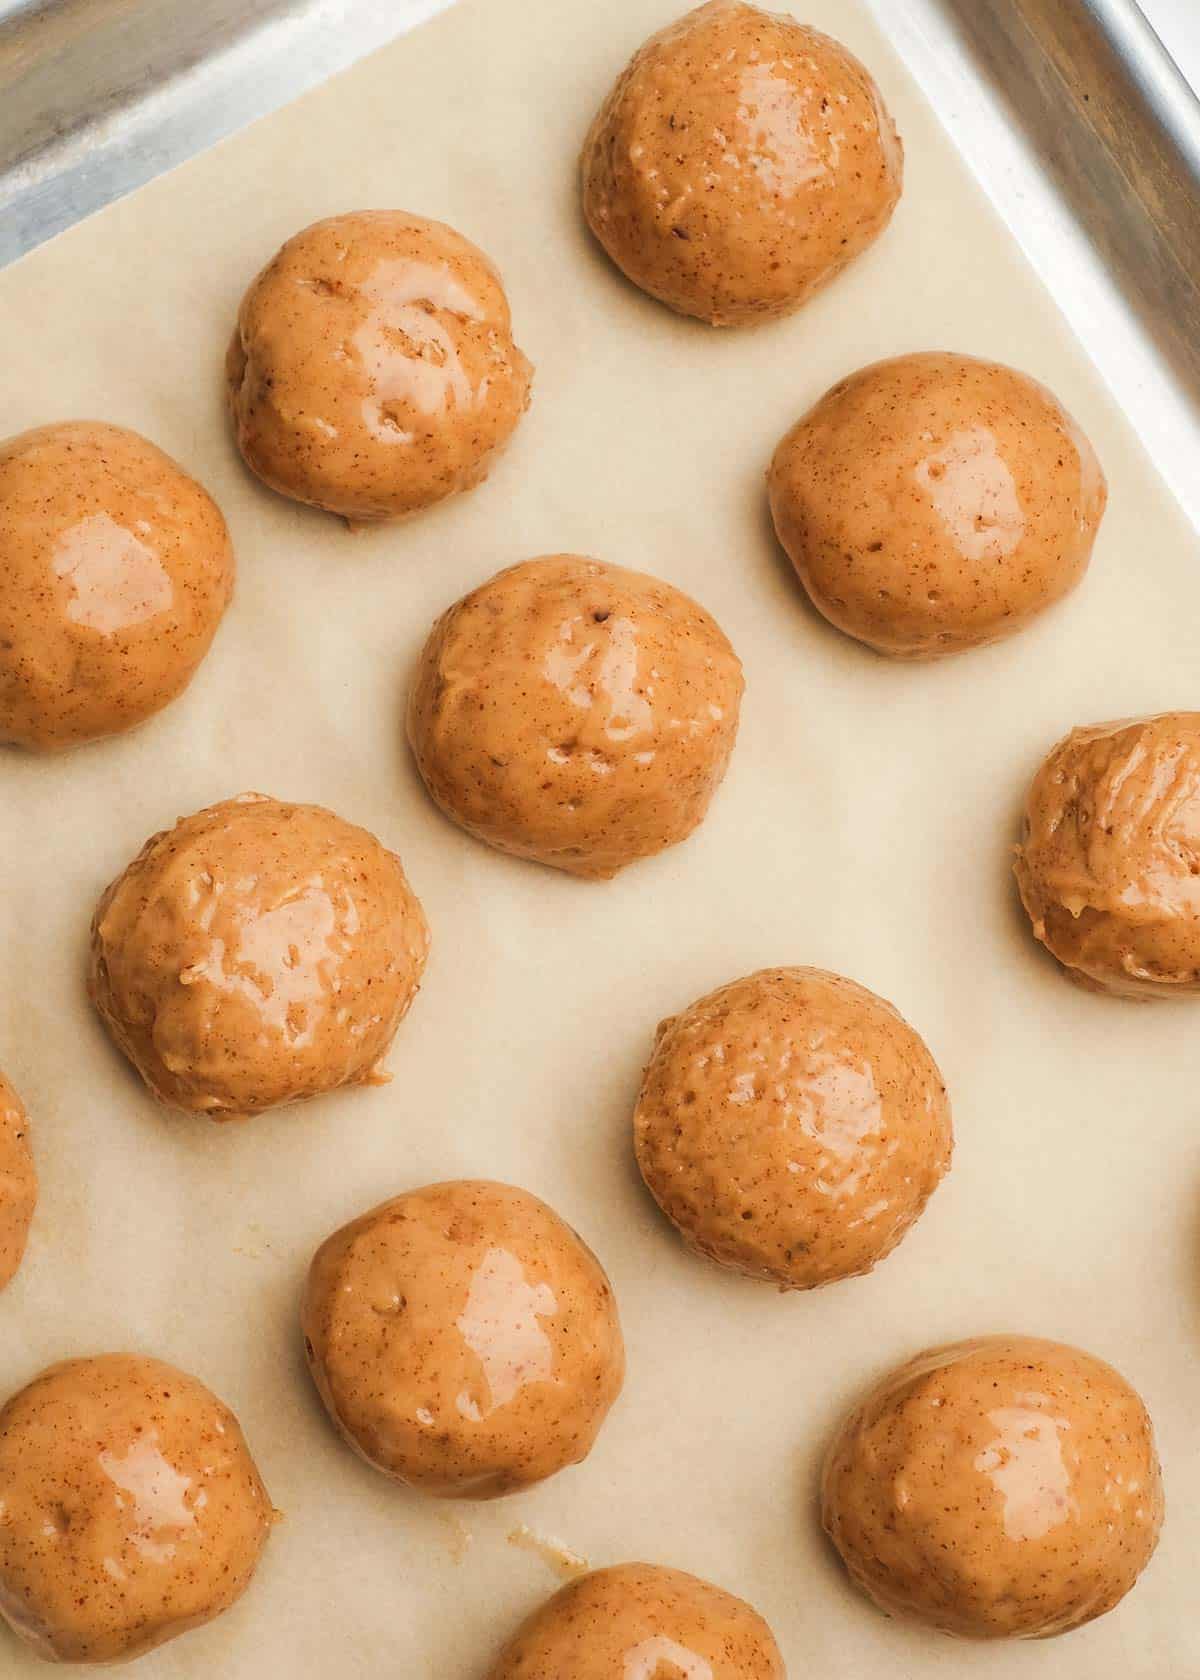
408;555;743;877
1015;712;1200;997
302;1181;624;1498
0;422;233;749
634;967;951;1288
822;1336;1164;1639
581;0;902;325
89;793;430;1116
227;211;532;522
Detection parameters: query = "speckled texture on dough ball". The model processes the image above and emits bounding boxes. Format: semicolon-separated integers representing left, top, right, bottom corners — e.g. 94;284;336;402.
634;967;952;1288
580;0;902;325
768;352;1106;658
822;1335;1164;1639
0;421;234;750
407;554;744;878
302;1181;625;1499
486;1562;785;1678
1014;712;1200;997
0;1073;36;1291
226;211;532;522
88;793;430;1117
0;1354;274;1664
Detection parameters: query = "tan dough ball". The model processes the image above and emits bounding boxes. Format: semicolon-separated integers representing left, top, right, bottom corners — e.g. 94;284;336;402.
0;1354;274;1664
486;1562;784;1679
634;967;951;1289
1015;712;1200;997
88;793;430;1117
580;0;902;326
822;1335;1164;1639
0;422;234;750
0;1073;36;1290
407;555;743;878
226;211;532;523
302;1181;625;1499
768;353;1106;658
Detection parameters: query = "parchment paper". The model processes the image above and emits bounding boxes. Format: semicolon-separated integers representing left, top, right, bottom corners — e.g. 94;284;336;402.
1;0;1198;1674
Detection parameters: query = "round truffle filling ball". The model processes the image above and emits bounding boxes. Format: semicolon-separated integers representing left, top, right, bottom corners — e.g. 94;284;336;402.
581;0;902;325
768;352;1106;658
0;421;234;749
407;554;744;877
227;210;532;522
634;966;952;1288
89;792;430;1116
821;1335;1164;1639
0;1072;36;1290
302;1180;625;1498
486;1562;785;1679
1015;711;1200;997
0;1354;274;1664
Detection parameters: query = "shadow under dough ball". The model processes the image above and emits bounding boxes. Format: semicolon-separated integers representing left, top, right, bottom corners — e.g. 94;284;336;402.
226;210;532;523
0;1354;275;1664
88;793;430;1116
768;352;1106;658
634;967;952;1288
0;1072;36;1291
407;555;744;878
302;1180;625;1499
1015;711;1200;997
580;0;902;326
822;1335;1164;1639
485;1562;785;1679
0;421;234;749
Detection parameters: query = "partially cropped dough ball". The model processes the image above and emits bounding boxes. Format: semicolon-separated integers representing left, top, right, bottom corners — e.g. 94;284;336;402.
1015;712;1200;997
634;967;951;1288
488;1563;784;1678
408;555;743;877
0;1354;274;1664
89;793;430;1116
822;1336;1164;1639
227;211;532;522
581;0;902;325
768;353;1106;658
0;1073;36;1290
302;1181;624;1498
0;421;234;749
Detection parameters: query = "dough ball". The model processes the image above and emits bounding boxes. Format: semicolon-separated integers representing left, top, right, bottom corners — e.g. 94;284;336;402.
226;211;532;522
822;1335;1164;1639
486;1562;784;1678
0;1073;36;1290
1015;712;1200;997
408;555;743;877
768;352;1106;658
580;0;902;326
634;967;951;1288
0;421;234;749
302;1180;624;1498
89;793;430;1116
0;1354;274;1664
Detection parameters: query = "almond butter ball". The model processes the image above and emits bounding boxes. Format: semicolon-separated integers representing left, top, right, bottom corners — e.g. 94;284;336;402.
634;967;952;1289
0;1072;36;1290
1015;712;1200;997
768;353;1106;658
0;421;234;749
408;555;743;878
88;793;430;1117
822;1336;1164;1639
580;0;902;326
486;1563;785;1678
302;1181;625;1499
0;1354;274;1664
226;211;532;523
